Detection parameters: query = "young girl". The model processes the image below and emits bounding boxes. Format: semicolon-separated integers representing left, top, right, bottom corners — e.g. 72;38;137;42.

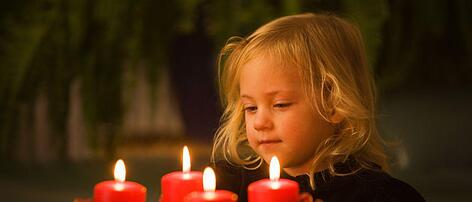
211;13;425;202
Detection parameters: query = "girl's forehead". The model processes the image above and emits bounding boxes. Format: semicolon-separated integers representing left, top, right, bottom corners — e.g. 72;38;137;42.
240;56;302;90
241;52;293;73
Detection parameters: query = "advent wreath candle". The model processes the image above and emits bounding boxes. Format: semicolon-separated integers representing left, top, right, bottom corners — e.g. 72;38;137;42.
160;146;204;202
94;159;147;202
184;167;238;202
248;156;300;202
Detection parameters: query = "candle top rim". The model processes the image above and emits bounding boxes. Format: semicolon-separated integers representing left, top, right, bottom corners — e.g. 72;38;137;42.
161;171;204;183
248;178;299;190
163;170;203;176
185;190;238;200
94;180;147;192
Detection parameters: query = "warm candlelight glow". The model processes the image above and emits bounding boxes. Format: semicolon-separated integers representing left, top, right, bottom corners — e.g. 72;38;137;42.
269;156;280;181
183;146;191;172
114;159;126;183
203;167;216;192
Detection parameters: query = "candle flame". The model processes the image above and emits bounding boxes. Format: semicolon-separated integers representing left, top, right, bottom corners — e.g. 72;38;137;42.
269;156;280;181
183;146;191;172
114;159;126;183
203;167;216;192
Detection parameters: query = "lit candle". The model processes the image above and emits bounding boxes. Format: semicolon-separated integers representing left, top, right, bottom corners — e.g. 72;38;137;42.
248;156;300;202
160;146;204;202
184;167;238;202
93;159;147;202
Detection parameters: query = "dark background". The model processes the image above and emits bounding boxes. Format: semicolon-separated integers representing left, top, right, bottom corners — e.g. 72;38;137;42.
0;0;471;201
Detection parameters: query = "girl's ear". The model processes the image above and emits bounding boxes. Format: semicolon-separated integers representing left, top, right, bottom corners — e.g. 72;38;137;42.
329;109;344;124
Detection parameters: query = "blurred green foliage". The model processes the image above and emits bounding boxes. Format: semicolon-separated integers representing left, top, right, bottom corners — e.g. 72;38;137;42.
0;0;470;162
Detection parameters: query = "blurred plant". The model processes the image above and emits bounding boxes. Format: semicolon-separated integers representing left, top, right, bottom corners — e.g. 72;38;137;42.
376;0;472;89
0;0;183;161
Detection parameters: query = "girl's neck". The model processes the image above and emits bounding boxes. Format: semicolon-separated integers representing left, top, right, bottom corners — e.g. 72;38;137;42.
283;167;310;177
283;160;328;177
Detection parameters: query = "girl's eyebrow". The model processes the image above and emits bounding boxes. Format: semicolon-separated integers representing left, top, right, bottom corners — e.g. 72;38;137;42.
240;94;253;99
240;90;294;99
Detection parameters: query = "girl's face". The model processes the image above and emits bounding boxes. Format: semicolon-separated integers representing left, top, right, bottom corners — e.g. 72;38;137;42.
240;55;335;176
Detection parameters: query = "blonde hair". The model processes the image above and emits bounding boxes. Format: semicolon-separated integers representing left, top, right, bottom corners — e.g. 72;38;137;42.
212;13;389;180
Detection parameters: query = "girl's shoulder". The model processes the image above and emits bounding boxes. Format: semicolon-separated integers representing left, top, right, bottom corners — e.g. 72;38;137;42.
314;167;426;202
373;174;426;201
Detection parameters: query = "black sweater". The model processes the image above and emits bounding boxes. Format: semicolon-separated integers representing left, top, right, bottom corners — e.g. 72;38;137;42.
212;160;425;202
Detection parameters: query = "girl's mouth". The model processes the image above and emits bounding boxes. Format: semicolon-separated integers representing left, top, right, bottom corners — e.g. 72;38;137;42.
258;139;282;145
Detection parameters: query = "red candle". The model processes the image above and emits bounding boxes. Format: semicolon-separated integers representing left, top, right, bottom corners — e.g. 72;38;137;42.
248;156;300;202
160;146;204;202
184;167;238;202
94;159;147;202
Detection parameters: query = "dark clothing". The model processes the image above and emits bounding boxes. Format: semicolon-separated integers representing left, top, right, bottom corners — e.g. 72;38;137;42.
212;160;425;202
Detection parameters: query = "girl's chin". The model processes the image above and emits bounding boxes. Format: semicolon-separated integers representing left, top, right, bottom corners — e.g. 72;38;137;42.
260;153;285;165
257;145;283;159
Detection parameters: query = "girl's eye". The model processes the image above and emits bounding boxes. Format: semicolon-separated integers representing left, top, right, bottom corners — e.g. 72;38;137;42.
274;103;291;108
244;106;257;112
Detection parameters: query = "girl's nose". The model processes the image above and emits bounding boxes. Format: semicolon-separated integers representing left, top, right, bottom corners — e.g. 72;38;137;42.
253;109;273;131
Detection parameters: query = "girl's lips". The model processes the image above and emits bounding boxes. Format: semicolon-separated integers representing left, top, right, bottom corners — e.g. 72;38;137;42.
258;139;282;144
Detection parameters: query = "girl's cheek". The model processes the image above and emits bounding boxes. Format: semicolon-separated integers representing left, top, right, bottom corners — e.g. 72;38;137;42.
247;136;258;151
244;115;253;132
244;116;258;147
245;129;257;147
